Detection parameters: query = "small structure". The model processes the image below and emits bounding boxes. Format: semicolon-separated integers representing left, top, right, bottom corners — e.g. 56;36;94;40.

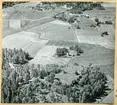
68;50;77;56
9;13;28;29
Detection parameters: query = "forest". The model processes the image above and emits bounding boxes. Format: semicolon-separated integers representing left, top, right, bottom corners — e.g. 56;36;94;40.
1;48;108;103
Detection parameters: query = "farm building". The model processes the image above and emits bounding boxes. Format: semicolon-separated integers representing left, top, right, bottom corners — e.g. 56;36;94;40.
2;8;15;30
9;13;29;29
68;50;77;56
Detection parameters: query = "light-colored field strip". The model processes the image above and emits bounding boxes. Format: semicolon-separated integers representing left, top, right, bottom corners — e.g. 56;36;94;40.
29;45;70;65
76;31;114;50
30;56;70;65
2;31;48;56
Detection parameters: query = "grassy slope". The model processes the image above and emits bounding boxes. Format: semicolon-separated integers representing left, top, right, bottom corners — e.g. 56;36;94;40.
26;20;77;41
2;31;48;57
69;44;114;76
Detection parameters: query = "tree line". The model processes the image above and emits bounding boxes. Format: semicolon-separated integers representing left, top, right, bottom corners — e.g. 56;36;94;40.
2;48;32;67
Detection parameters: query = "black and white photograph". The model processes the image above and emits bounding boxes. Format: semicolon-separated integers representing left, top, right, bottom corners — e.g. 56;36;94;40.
1;1;116;103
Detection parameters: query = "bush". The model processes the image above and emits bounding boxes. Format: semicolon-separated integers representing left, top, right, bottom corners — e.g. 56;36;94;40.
95;18;99;23
105;21;113;24
77;25;81;29
90;24;96;27
56;48;69;57
101;31;109;36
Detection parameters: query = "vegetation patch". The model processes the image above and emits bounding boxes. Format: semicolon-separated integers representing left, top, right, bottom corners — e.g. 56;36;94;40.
2;48;33;65
2;61;109;103
55;45;83;57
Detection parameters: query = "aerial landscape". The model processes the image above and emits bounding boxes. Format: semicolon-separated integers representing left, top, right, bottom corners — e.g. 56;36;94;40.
1;2;116;103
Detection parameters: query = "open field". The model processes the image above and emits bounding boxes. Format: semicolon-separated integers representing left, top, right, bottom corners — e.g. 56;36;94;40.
55;71;78;85
26;19;70;33
77;36;114;49
26;19;77;41
39;21;77;41
29;45;70;65
2;31;48;56
75;26;115;50
2;17;54;38
96;24;115;36
26;20;77;42
69;49;114;66
33;46;58;57
30;56;70;65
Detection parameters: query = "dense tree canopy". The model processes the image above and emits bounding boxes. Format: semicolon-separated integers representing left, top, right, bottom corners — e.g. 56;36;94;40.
2;49;108;103
2;48;32;66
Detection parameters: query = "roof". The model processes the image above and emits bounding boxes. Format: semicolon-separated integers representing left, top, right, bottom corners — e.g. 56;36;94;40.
69;50;77;55
10;13;27;20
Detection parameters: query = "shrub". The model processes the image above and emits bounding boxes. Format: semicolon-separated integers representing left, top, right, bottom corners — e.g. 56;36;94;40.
105;21;113;24
56;48;69;57
95;18;99;23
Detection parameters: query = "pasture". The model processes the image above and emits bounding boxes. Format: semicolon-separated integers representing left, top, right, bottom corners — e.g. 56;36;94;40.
2;31;48;56
75;27;115;50
30;56;70;65
29;45;70;65
55;72;78;85
39;21;77;41
26;19;77;41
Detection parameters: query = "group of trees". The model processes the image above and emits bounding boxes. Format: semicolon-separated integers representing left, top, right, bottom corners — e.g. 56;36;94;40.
62;64;108;103
95;18;113;26
2;48;32;66
94;18;111;37
55;45;84;57
69;45;84;55
56;48;69;57
2;49;64;103
2;61;63;103
56;45;84;57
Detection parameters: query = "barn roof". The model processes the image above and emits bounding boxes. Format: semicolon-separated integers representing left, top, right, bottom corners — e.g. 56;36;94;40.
10;13;27;20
